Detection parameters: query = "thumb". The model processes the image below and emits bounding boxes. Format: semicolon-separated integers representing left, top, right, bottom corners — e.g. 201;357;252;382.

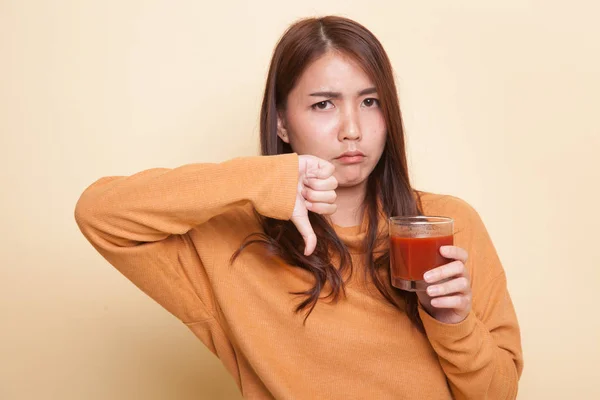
291;213;317;256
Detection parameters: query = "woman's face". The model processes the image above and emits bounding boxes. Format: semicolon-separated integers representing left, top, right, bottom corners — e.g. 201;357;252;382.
277;51;387;188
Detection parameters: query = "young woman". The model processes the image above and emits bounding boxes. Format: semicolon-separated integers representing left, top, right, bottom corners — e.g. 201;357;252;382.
76;16;523;399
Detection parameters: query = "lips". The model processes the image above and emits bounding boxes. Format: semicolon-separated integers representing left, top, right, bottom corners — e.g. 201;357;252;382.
335;150;365;159
335;150;365;164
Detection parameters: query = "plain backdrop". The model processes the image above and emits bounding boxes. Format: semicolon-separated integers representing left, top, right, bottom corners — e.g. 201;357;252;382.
1;1;599;399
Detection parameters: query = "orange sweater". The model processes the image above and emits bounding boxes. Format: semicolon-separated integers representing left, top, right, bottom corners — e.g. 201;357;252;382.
75;153;523;399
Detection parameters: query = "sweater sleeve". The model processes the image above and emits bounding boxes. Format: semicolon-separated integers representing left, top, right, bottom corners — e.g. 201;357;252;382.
74;153;299;324
418;199;524;400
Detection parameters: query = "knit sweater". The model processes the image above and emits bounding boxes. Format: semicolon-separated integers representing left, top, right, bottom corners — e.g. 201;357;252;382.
75;153;523;399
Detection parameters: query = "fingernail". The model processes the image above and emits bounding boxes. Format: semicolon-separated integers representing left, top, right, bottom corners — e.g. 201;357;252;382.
427;286;439;296
423;271;434;282
441;246;453;256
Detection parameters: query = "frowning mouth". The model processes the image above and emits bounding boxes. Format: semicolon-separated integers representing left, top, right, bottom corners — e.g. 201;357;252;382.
335;151;365;164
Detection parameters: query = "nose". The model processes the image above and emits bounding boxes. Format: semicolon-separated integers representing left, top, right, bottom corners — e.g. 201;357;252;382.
338;107;361;142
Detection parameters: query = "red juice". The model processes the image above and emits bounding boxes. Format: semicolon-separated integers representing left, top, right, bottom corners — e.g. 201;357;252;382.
390;235;454;282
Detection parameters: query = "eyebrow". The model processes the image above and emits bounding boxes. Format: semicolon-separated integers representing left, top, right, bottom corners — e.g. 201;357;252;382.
309;87;377;98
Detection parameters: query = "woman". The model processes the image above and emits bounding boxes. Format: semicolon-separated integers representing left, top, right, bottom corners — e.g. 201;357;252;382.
75;16;523;399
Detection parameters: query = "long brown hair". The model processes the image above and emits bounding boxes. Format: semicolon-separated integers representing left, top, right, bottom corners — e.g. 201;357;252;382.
234;16;424;330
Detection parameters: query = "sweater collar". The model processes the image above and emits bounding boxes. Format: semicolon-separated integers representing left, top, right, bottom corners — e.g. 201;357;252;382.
331;209;389;255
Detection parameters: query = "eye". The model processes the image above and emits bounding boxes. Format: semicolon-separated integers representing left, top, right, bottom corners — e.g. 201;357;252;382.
362;98;380;108
311;100;334;110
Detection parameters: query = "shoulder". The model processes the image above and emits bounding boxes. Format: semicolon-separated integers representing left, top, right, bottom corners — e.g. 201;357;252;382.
417;191;504;283
416;191;485;235
417;191;478;218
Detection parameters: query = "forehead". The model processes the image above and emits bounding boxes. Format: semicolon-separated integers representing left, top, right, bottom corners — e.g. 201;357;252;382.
294;51;374;93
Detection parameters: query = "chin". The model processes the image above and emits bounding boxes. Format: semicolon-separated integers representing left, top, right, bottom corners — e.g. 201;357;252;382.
335;173;368;188
334;162;376;188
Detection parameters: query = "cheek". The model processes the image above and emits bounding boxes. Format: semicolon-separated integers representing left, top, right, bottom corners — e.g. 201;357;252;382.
288;111;339;151
364;112;387;150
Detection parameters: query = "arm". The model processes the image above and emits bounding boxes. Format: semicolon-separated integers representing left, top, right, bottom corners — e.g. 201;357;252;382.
74;154;299;323
418;202;524;400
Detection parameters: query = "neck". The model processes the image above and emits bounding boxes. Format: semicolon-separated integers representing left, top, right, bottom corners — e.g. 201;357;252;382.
330;180;367;228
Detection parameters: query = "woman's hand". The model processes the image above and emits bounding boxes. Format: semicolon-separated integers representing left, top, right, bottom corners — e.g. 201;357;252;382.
292;155;338;256
416;246;472;324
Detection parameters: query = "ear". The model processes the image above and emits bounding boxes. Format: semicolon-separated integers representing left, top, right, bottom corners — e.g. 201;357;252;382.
276;111;290;144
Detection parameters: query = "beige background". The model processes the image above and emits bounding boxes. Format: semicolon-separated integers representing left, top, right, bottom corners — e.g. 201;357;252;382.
1;1;599;399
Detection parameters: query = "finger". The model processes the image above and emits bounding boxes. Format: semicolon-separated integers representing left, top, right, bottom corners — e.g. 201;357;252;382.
306;202;337;215
426;276;470;297
291;215;317;256
440;246;468;264
430;294;471;309
423;260;466;283
306;159;335;179
302;188;337;204
304;176;338;191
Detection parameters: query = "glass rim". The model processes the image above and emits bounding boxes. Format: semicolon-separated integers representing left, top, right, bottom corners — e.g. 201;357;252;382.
389;216;453;225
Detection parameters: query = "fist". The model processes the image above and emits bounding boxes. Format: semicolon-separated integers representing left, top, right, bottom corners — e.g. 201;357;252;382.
292;155;338;256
